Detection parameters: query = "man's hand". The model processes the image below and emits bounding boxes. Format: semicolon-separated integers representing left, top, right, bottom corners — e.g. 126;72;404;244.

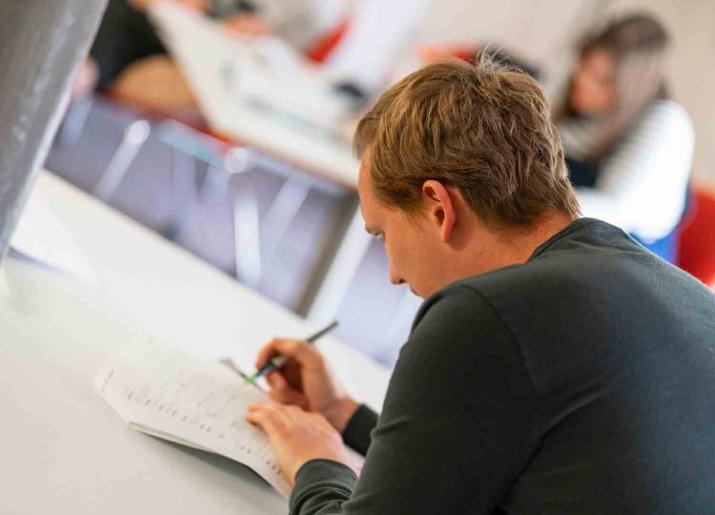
246;403;356;485
255;339;359;432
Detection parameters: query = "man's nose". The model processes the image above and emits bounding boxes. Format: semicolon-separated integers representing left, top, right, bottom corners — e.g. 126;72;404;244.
389;266;405;286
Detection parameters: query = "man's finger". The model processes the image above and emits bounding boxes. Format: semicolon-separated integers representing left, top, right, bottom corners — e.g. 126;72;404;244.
255;340;281;368
266;371;305;399
255;339;300;368
273;339;324;369
268;384;307;407
246;404;284;435
256;338;323;369
266;371;289;389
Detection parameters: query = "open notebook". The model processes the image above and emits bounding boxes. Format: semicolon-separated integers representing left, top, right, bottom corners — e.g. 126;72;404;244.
95;336;291;496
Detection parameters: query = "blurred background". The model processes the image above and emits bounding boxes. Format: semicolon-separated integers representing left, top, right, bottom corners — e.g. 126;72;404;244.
43;0;715;368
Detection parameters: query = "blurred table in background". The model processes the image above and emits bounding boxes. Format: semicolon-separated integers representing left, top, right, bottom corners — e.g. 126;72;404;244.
148;1;375;326
148;1;358;186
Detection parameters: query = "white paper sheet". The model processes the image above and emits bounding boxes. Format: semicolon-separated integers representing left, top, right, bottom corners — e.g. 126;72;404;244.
95;336;291;497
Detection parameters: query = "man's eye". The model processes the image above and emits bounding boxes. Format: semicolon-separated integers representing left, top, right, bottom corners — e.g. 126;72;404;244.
373;232;384;242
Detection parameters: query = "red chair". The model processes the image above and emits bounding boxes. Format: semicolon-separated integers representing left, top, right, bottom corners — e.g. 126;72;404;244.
677;184;715;287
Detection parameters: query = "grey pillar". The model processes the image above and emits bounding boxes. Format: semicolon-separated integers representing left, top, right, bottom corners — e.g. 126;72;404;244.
0;0;108;260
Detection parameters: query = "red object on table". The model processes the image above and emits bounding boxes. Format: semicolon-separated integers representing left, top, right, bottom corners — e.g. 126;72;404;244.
306;20;350;64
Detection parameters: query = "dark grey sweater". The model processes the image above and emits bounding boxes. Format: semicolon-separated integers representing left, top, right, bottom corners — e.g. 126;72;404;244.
291;219;715;514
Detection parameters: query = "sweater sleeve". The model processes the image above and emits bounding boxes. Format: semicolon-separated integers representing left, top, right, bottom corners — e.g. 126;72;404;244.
341;404;378;456
289;284;541;514
576;100;694;242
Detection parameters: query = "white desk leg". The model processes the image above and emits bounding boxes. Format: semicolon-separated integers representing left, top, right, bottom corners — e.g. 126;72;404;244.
261;177;311;259
93;119;151;201
165;145;197;239
233;181;262;288
306;205;372;325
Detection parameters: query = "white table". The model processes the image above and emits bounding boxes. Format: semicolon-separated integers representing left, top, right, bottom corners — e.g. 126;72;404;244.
147;2;374;324
0;171;389;514
148;2;358;187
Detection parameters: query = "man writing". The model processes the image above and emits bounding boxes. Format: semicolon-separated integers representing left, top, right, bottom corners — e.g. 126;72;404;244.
246;58;715;513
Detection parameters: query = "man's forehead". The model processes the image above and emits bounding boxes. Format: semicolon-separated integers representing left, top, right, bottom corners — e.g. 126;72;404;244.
358;159;382;231
357;158;369;184
357;159;373;202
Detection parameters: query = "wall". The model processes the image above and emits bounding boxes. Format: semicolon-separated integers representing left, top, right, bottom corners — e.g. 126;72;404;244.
604;0;715;183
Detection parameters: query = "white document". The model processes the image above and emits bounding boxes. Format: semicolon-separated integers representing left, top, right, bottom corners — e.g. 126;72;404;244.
235;36;349;131
95;336;291;497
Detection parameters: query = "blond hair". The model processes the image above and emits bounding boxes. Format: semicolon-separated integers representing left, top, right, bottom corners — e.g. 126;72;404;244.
355;57;579;226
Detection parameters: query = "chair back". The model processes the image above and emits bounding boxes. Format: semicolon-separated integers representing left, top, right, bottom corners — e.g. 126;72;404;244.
678;184;715;287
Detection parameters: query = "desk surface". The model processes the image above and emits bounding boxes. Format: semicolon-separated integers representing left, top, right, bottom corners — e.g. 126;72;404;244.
0;171;389;514
148;2;360;188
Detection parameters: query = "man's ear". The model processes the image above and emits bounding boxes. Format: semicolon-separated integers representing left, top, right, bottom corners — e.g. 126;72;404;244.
421;180;457;242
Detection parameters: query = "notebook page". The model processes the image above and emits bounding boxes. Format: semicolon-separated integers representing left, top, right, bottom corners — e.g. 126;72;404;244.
95;336;290;496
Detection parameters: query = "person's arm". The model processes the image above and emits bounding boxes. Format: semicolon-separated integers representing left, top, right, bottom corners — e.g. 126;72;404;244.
576;101;694;242
129;0;208;11
290;284;542;514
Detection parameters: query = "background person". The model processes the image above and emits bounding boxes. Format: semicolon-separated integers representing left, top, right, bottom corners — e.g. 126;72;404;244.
81;0;428;117
83;0;345;114
555;13;694;262
414;13;693;263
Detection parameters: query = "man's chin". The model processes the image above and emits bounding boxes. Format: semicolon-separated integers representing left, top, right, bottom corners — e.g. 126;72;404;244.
408;285;428;299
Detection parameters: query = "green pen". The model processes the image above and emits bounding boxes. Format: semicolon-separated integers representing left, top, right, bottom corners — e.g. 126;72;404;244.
243;321;339;385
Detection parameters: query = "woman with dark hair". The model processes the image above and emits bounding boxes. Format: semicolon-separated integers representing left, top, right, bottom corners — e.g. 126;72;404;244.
556;13;694;262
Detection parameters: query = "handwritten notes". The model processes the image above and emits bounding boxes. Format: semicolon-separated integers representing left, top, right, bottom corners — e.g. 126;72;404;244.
95;337;290;496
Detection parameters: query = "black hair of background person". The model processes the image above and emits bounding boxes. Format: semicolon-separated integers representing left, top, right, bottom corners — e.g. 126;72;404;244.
89;0;167;89
89;0;258;89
